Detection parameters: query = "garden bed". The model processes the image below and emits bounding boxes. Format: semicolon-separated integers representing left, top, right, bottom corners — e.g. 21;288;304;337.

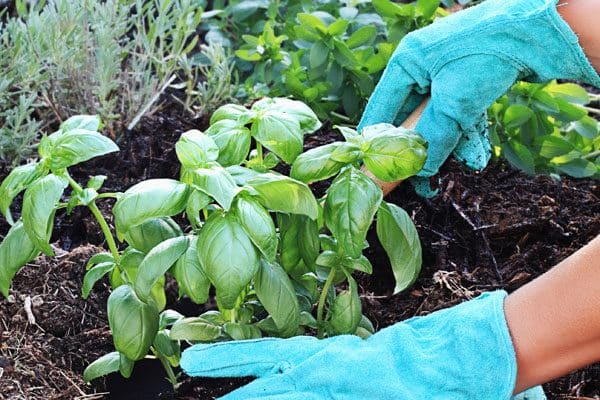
1;107;599;400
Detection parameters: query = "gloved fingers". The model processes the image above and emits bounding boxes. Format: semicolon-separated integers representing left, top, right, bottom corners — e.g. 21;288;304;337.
357;59;423;132
181;336;323;378
453;115;492;171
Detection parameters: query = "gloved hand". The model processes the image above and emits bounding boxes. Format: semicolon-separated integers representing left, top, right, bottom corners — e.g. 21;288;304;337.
181;291;545;400
358;0;600;178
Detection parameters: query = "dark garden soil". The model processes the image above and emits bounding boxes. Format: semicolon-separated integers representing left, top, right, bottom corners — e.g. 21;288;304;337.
0;104;599;400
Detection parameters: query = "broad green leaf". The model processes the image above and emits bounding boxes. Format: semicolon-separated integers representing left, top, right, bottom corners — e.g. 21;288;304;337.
255;259;300;337
0;162;47;225
290;143;345;183
571;115;599;139
108;284;159;361
226;166;261;186
330;142;363;164
61;115;102;132
0;221;40;298
329;277;361;335
503;104;534;129
234;195;277;261
82;261;116;299
247;173;319;219
87;175;107;191
175;130;219;168
328;19;349;36
537;136;575;159
171;236;211;304
86;252;114;270
546;82;590;105
376;202;422;294
83;352;120;383
205;120;252;166
416;0;440;18
555;159;597;178
552;98;587;122
49;129;119;169
134;236;190;302
324;168;382;258
153;329;180;362
363;130;427;182
159;310;184;330
119;354;135;378
189;166;239;210
197;213;259;309
310;41;330;69
503;141;536;175
278;214;314;276
297;13;328;34
124;217;183;254
114;179;189;239
223;322;262;340
210;104;248;124
185;190;211;228
347;26;376;49
316;250;341;268
251;110;303;164
342;255;372;274
170;317;222;341
22;174;67;256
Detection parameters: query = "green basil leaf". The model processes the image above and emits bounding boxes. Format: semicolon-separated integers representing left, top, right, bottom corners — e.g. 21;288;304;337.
49;129;119;169
114;179;189;239
171;236;210;304
186;190;211;228
108;284;159;361
234;195;277;261
341;255;372;274
22;174;68;256
416;0;439;18
247;173;319;219
0;162;47;225
503;104;534;129
571;115;599;139
330;142;363;164
175;130;219;168
210;104;248;124
86;252;114;270
159;310;184;330
0;221;40;298
223;322;262;340
134;236;190;303
170;317;222;341
546;82;590;105
362;127;427;182
189;166;239;210
277;213;310;276
503;141;535;175
376;202;422;294
197;213;259;309
255;259;300;337
324;168;382;258
347;26;377;49
87;175;107;190
328;19;349;36
226;166;261;186
290;143;345;183
537;136;575;159
83;352;120;383
124;217;183;254
82;261;116;299
316;250;341;268
61;115;102;132
555;159;597;178
329;277;361;335
205;120;252;166
310;41;330;69
252;97;322;134
251;110;303;164
119;353;135;378
153;329;180;359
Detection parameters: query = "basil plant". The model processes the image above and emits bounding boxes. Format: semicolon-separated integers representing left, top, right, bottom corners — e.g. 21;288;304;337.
0;98;427;388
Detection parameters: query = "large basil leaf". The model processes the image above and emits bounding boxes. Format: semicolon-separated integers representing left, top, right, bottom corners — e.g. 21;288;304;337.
251;110;303;164
376;202;422;294
170;317;222;341
234;195;277;261
324;168;382;258
134;236;190;303
22;174;68;256
362;129;427;182
82;261;116;299
0;221;40;297
108;284;159;361
329;277;361;335
290;143;345;184
189;166;239;210
113;179;189;239
124;217;183;254
153;329;180;367
185;190;211;228
48;129;119;169
175;130;219;168
247;173;318;220
197;213;259;309
277;213;319;276
252;97;322;133
171;236;210;304
205;120;252;166
83;352;120;383
223;322;262;340
255;260;300;337
61;115;102;132
210;104;248;124
0;162;47;225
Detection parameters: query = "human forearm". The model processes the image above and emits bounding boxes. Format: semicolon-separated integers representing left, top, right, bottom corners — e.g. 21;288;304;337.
506;234;600;393
558;0;600;72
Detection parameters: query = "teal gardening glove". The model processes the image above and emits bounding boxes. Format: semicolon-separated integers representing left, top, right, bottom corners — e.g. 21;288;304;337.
181;291;545;399
358;0;600;180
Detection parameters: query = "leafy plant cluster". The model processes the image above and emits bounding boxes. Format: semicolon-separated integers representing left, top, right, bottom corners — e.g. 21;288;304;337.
0;98;426;386
0;0;202;164
197;0;444;120
489;81;600;178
